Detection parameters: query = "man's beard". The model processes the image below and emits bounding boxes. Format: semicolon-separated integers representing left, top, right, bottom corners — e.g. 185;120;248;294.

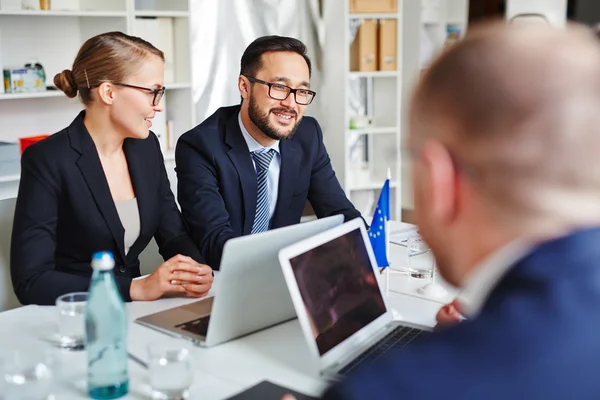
248;95;301;141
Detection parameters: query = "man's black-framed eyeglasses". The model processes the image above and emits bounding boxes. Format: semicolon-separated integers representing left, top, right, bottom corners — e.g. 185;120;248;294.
114;83;166;106
244;75;316;105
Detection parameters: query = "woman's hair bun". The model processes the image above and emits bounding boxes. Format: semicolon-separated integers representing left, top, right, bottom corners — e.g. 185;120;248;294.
53;69;78;98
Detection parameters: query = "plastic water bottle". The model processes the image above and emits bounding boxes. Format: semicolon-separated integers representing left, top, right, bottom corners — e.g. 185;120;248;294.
85;251;129;399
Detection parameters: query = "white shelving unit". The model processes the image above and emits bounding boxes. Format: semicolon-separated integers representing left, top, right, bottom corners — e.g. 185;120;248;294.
322;1;403;220
0;10;128;16
322;0;468;221
0;0;195;198
349;70;400;78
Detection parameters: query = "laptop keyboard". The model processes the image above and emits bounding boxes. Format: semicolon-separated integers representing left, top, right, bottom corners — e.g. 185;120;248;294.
175;315;211;336
339;325;430;376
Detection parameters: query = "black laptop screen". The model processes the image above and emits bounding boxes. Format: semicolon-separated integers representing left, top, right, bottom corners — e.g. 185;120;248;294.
289;227;386;356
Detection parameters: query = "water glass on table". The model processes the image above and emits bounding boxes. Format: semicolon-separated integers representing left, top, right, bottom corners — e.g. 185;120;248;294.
55;292;87;350
406;234;434;279
147;342;193;400
2;349;55;400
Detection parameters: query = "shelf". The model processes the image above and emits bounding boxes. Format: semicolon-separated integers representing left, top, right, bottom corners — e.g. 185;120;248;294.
0;10;127;17
0;0;194;148
349;71;399;78
348;127;398;135
0;174;20;183
349;182;398;191
134;10;190;18
349;13;398;20
166;82;191;90
422;19;444;25
0;84;190;100
0;91;64;100
447;20;467;26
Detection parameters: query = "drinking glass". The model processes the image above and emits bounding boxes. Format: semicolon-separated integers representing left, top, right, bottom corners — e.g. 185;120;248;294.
55;292;87;350
406;235;434;279
147;342;193;400
3;349;54;400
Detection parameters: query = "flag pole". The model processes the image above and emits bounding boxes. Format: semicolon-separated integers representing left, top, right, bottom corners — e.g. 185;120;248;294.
385;167;391;296
385;167;391;266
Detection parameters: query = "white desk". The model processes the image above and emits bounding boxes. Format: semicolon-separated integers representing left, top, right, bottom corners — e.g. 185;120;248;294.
0;238;458;399
0;293;244;399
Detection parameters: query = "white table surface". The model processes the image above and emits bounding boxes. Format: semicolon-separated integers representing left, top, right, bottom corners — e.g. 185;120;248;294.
0;226;459;399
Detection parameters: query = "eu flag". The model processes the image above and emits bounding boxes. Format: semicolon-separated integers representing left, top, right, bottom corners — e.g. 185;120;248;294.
368;179;390;268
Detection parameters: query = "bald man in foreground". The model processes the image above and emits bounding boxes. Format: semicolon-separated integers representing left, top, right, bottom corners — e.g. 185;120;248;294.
317;22;600;399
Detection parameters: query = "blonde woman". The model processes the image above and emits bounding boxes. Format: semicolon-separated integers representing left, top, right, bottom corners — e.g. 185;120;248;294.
11;32;213;305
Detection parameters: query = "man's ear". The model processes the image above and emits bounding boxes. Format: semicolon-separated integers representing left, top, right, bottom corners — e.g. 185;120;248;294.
420;140;459;225
238;76;250;100
97;82;115;105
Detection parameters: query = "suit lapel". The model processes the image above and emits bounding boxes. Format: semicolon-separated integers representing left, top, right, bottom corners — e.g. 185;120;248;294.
69;113;126;261
123;138;150;258
272;139;301;227
224;114;257;235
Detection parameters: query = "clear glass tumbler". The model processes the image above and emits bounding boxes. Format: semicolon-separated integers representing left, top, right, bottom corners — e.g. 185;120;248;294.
406;234;434;279
55;292;87;350
147;342;193;400
3;349;54;400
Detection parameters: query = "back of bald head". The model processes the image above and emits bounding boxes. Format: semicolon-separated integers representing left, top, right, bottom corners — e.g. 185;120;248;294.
410;22;600;233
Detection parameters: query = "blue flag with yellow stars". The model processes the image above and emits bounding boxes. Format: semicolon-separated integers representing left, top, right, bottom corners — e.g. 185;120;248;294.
368;179;390;268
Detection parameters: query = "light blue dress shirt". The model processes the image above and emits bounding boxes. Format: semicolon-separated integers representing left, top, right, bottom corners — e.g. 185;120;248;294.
238;113;281;220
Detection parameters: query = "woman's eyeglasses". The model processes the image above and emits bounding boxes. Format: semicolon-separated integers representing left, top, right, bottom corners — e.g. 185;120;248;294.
113;83;166;106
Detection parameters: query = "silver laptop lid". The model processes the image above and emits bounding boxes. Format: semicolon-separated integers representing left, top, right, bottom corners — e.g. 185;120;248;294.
204;214;344;347
279;218;394;373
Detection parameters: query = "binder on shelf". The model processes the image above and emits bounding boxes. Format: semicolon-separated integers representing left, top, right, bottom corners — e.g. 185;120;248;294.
133;17;175;83
166;120;175;150
350;19;377;72
152;109;168;152
378;19;397;71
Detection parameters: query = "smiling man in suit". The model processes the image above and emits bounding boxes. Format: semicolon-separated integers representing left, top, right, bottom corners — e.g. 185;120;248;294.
176;36;361;268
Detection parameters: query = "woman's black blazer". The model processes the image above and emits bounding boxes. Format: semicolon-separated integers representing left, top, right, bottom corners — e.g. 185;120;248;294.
10;111;204;305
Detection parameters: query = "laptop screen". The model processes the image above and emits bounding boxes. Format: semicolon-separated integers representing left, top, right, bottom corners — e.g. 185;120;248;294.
288;227;386;356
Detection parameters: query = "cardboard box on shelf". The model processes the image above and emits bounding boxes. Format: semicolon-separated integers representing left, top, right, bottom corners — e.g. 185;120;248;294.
349;0;397;14
350;19;377;72
378;19;397;71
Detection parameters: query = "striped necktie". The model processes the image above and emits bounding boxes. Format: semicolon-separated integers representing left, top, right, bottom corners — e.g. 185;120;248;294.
251;149;276;234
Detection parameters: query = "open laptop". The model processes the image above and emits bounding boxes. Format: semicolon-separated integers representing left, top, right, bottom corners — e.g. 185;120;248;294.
278;217;432;380
135;215;344;347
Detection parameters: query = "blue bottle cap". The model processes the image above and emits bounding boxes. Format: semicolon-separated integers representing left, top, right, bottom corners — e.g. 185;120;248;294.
91;251;115;271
